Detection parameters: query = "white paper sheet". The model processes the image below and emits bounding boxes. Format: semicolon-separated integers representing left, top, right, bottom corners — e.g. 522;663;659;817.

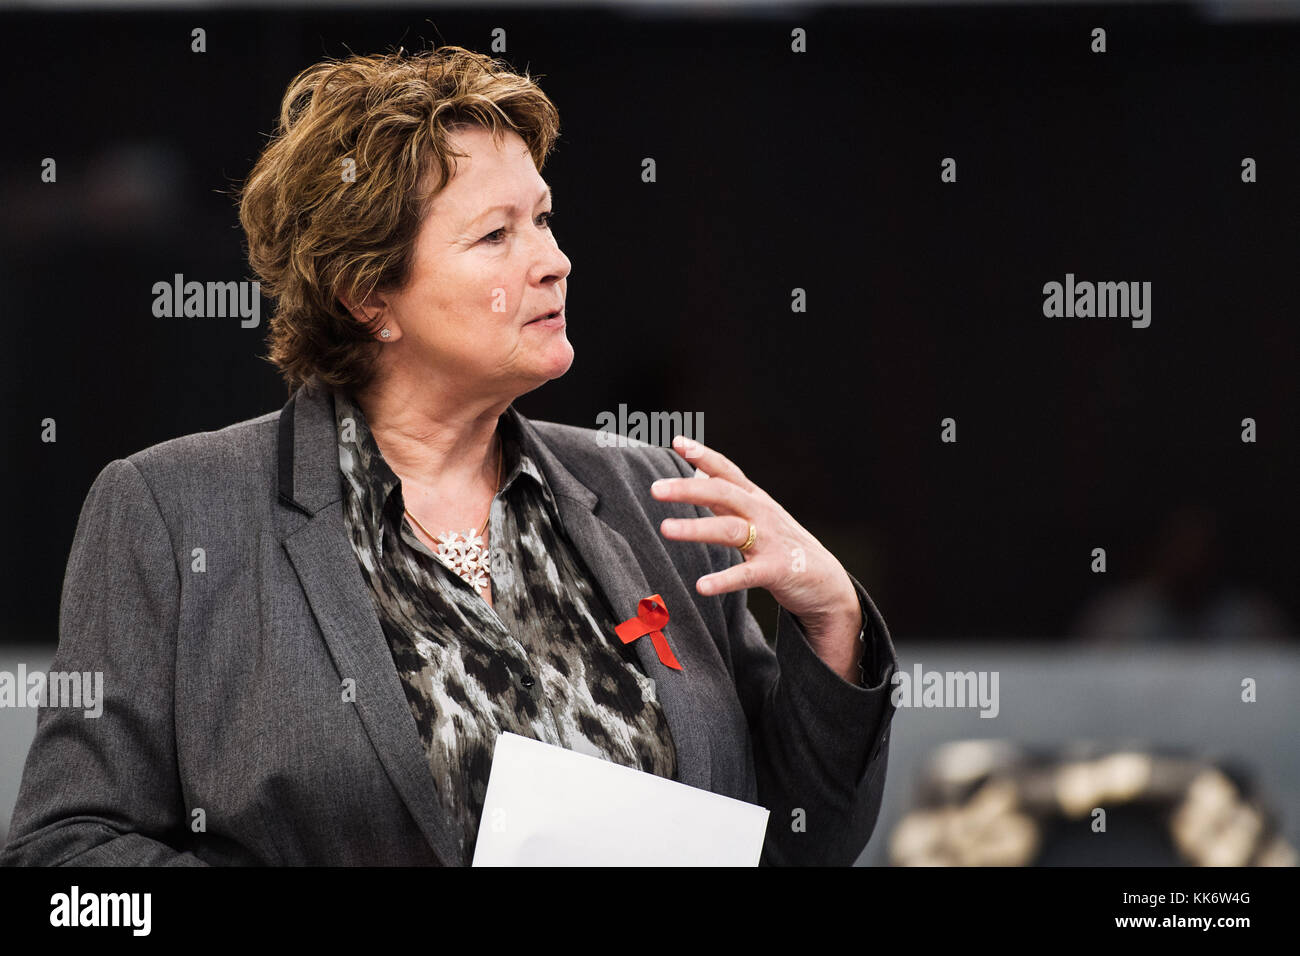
471;732;770;866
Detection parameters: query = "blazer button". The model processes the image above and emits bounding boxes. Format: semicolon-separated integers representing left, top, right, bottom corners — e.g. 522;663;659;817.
519;673;535;689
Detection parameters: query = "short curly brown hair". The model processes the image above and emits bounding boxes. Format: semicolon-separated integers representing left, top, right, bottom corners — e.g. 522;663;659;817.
237;45;561;393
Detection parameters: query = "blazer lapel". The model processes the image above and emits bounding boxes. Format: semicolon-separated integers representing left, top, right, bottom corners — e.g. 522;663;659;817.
274;381;462;867
510;411;715;794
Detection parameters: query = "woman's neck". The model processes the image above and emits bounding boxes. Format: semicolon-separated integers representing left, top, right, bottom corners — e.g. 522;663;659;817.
352;373;509;499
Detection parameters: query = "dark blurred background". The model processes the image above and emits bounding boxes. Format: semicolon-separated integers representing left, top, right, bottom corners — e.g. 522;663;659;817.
2;2;1296;646
1;0;1296;861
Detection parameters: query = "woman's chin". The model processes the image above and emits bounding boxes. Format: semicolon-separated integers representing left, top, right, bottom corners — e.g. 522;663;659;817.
537;339;575;378
511;344;574;394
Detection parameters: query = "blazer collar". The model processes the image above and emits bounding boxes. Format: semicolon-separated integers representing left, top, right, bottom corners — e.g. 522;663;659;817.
276;378;599;516
273;379;714;865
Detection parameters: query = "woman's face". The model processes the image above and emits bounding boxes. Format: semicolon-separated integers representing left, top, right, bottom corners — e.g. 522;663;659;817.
367;126;573;404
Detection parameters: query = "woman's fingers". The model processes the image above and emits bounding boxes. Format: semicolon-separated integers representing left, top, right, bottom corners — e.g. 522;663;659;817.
651;474;753;515
695;558;764;597
659;515;754;548
669;435;760;495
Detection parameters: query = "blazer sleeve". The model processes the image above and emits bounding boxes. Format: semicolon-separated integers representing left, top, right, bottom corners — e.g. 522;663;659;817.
0;459;207;866
667;451;898;866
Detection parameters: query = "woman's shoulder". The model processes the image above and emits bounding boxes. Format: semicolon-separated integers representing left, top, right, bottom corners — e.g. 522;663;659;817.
131;408;279;472
102;408;283;518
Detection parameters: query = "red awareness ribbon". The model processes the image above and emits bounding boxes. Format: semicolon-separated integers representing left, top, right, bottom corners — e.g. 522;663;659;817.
614;593;683;670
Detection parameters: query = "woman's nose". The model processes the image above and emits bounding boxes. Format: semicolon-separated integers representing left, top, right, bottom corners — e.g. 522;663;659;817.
537;236;571;283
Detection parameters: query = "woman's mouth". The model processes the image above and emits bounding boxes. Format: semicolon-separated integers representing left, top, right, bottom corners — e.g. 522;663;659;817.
526;309;565;329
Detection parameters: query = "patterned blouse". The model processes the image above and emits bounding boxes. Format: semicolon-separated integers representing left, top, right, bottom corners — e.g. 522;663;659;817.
333;389;678;866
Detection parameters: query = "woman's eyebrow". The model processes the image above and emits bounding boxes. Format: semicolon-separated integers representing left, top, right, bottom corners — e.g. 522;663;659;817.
469;185;553;225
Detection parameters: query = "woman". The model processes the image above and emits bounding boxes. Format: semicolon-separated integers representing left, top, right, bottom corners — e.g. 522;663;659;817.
1;46;896;867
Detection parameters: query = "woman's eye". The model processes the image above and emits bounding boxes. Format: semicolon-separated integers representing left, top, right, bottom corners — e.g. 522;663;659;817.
482;211;555;245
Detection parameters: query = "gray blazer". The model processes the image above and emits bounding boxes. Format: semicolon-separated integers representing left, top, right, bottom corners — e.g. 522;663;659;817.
1;380;897;866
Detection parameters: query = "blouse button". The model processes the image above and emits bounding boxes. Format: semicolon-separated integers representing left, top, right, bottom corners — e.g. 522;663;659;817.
519;673;535;689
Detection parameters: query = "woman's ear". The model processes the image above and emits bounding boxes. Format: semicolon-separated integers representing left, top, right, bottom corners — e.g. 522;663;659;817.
339;287;400;342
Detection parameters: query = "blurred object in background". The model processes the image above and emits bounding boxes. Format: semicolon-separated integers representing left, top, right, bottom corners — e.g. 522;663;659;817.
0;140;187;245
1073;502;1292;645
889;740;1298;866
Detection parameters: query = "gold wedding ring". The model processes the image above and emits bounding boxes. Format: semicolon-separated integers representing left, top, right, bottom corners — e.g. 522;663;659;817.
738;521;758;553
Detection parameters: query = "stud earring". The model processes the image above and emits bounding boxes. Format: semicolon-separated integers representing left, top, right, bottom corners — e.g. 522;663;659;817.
380;328;391;339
